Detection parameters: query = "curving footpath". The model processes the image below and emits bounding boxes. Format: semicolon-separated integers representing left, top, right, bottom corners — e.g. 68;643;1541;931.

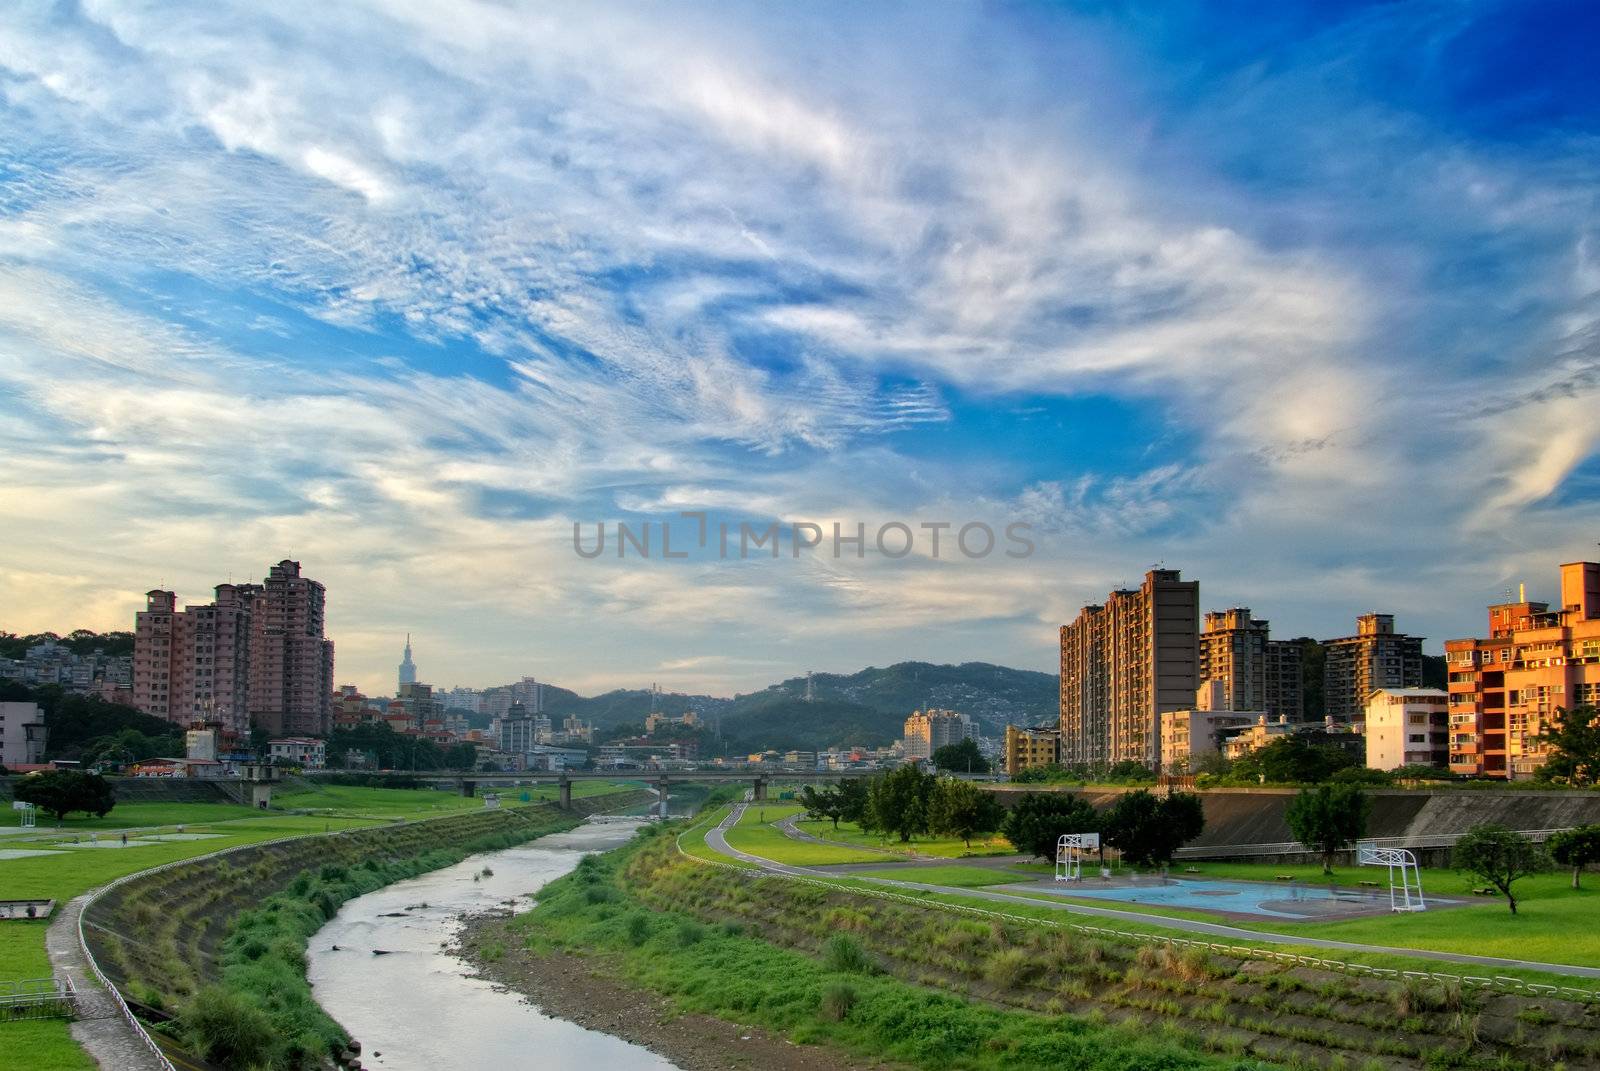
704;804;1600;981
46;893;172;1071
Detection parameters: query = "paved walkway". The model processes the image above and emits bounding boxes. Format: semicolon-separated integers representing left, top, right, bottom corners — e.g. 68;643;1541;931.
704;804;1600;981
45;893;170;1071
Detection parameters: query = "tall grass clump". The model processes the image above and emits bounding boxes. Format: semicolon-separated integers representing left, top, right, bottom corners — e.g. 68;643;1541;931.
824;933;872;974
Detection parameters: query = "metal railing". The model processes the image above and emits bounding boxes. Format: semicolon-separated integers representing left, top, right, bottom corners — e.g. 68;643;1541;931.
0;977;76;1021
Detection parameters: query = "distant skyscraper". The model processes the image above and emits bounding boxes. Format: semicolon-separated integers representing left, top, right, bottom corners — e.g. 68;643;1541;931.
902;708;975;762
398;634;417;689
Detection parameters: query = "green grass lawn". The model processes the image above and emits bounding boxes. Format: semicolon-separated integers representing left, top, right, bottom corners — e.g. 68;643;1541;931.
2;800;265;834
795;817;1016;859
724;805;889;866
851;864;1023;887
0;1021;91;1071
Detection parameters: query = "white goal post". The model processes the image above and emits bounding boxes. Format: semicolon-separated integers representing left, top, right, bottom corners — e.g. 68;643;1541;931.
1055;832;1099;882
1357;842;1426;912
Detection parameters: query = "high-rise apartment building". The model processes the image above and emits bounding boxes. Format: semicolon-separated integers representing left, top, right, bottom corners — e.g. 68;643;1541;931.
247;560;334;737
1263;638;1305;721
133;560;334;737
134;590;183;720
1446;561;1600;780
133;584;255;732
1322;613;1422;723
1197;608;1304;720
1059;568;1200;768
902;708;975;762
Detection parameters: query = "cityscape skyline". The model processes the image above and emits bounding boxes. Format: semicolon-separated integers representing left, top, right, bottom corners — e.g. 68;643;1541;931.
3;3;1598;698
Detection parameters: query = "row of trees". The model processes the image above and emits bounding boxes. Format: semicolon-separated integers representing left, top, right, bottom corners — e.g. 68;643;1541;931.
800;767;1006;847
801;774;1209;866
1000;789;1206;866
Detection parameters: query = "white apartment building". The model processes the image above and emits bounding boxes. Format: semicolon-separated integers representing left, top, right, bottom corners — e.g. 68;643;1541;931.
1364;687;1449;770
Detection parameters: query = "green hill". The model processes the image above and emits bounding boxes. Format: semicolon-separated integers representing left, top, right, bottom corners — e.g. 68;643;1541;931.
539;661;1057;750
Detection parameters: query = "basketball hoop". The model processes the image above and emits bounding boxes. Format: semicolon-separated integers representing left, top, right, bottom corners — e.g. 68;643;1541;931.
1056;832;1099;882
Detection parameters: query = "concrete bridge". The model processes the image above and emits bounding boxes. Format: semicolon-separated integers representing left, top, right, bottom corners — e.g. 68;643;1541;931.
401;768;884;810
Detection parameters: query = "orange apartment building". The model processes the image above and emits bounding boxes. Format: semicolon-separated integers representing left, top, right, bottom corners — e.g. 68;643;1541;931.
1445;561;1600;779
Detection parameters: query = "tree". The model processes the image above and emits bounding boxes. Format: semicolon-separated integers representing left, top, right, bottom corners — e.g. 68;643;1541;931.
867;765;936;842
1231;735;1358;784
1547;825;1600;890
1453;824;1548;914
1103;759;1155;784
930;738;988;774
1285;783;1371;874
14;770;116;820
928;779;1005;848
1001;791;1099;861
1103;790;1206;867
836;778;870;826
1536;705;1600;787
799;783;844;829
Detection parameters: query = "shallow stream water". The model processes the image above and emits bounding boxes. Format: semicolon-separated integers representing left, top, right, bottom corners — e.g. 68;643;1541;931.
306;819;680;1071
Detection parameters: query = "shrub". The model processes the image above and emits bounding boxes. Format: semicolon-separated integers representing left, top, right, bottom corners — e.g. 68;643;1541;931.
182;986;278;1067
823;933;871;974
818;982;857;1022
983;948;1036;990
625;912;653;946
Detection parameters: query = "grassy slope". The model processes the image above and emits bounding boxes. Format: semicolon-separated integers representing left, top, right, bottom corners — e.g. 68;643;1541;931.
501;828;1257;1071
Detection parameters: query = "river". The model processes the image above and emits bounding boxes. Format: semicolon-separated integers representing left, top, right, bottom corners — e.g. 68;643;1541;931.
306;819;680;1071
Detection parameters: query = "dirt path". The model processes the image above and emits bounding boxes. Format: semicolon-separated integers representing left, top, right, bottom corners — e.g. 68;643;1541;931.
456;913;893;1071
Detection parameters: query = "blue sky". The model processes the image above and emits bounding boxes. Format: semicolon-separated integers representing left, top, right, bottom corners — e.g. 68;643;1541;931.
2;0;1598;698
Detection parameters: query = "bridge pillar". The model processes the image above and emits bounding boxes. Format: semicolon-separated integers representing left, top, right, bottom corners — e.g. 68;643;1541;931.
558;775;573;810
248;783;273;810
460;779;477;798
655;777;670;818
752;776;768;801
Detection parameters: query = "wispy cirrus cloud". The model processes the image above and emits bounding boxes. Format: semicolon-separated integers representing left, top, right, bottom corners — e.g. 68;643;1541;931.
0;1;1597;695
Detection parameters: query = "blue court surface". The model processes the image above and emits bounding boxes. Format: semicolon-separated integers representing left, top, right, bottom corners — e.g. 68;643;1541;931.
1009;877;1420;920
